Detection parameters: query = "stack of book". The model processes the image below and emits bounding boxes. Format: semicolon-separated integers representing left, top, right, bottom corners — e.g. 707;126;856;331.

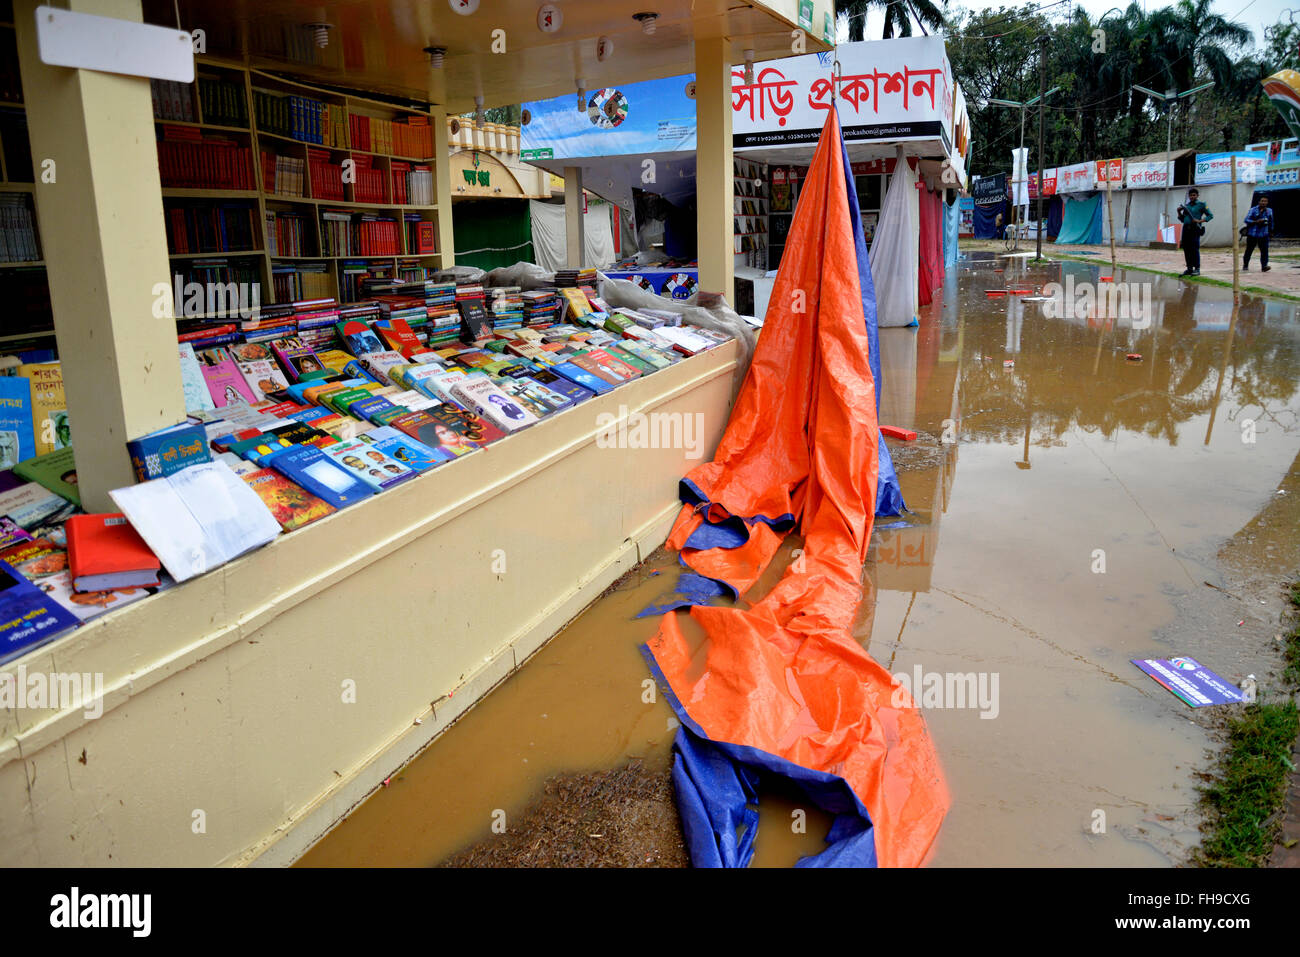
486;287;524;333
261;152;305;196
351;154;388;204
521;290;562;328
307;148;345;200
156;126;255;190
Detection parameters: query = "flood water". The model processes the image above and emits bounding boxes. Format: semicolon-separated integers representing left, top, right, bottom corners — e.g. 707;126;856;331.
300;254;1300;867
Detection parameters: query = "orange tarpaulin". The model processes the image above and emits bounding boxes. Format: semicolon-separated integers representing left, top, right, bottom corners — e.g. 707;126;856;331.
644;108;949;867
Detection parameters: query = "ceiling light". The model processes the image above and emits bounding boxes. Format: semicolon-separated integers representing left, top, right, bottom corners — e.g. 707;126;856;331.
633;13;659;35
424;46;447;69
474;95;485;127
744;49;755;85
306;22;331;48
577;78;586;112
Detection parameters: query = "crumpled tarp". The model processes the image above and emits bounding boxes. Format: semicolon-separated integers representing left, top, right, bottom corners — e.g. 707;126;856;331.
641;107;949;868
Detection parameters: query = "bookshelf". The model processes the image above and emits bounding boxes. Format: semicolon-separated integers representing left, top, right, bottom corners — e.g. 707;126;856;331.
733;156;767;271
159;62;445;312
0;28;51;351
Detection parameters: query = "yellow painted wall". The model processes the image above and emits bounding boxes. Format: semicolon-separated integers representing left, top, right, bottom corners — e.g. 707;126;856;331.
0;344;738;866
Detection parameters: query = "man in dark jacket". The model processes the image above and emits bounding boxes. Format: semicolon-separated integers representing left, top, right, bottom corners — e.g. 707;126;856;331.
1243;195;1274;272
1178;188;1212;276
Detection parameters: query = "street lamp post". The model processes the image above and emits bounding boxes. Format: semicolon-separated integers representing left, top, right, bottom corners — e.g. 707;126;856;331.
1132;81;1215;237
988;84;1060;242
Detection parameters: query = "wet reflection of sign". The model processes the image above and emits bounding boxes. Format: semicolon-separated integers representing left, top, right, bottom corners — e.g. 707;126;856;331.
872;526;937;592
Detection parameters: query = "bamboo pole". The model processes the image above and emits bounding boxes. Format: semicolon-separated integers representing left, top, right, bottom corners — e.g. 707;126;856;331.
1230;157;1240;304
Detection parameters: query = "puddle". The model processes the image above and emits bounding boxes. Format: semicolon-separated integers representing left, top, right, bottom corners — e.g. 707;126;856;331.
300;256;1300;868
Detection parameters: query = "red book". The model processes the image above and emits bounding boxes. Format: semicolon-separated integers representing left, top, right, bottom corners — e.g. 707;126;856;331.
66;514;162;592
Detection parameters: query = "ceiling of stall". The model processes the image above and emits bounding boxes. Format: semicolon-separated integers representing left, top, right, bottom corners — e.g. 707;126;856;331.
143;0;833;112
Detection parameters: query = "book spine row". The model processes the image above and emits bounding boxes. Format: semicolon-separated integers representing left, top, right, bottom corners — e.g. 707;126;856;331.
157;137;255;190
151;79;197;123
0;196;41;263
307;151;345;201
261;152;305;197
165;204;259;255
197;78;248;127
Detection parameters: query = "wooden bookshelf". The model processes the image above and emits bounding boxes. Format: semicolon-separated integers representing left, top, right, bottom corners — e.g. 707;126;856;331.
733;157;768;271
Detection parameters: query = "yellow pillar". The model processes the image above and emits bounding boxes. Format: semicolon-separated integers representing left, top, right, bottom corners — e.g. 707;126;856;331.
14;0;185;511
695;36;734;302
564;166;585;268
432;108;455;267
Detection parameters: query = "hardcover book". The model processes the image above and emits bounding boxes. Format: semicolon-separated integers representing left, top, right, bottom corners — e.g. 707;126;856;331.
269;336;330;382
65;513;162;591
263;445;375;510
448;375;539;432
336;319;385;356
529;368;596;404
550;361;617;395
0;537;149;623
241;468;336;531
321;438;416;491
359;426;454;472
14;447;80;506
127;422;212;482
197;347;259;407
0;557;81;665
229;341;292;399
0;374;34;470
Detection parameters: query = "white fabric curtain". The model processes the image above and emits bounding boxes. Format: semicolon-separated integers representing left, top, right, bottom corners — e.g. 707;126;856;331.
528;200;617;272
870;147;918;328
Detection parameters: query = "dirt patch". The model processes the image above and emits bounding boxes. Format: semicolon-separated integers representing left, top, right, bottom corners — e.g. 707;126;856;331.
440;760;689;867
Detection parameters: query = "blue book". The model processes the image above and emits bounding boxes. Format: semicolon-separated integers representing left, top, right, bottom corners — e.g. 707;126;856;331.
0;375;35;470
551;362;616;396
524;371;594;406
342;360;380;384
0;558;81;665
126;421;211;482
289;407;334;424
265;444;375;509
360;426;454;473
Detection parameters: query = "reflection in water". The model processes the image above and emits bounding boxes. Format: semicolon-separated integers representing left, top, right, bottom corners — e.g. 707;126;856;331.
303;254;1300;868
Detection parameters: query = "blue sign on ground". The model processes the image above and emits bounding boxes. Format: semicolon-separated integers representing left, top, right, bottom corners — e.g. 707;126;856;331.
1132;656;1245;707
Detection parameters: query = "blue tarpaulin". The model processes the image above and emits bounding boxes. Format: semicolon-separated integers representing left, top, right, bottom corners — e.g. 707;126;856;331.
1055;193;1103;244
973;200;1006;239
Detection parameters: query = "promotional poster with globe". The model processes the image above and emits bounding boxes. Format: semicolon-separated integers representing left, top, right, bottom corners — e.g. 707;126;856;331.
1131;656;1247;707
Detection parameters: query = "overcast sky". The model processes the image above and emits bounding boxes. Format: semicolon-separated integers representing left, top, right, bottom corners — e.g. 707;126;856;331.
844;0;1292;48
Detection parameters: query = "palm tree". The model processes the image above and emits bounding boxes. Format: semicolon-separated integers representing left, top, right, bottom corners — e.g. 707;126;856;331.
840;0;946;42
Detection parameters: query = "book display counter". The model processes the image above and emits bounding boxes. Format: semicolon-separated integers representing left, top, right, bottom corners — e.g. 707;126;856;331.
0;0;837;867
0;276;741;866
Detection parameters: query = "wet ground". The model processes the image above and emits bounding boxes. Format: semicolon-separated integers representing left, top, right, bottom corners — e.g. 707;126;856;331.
299;254;1300;867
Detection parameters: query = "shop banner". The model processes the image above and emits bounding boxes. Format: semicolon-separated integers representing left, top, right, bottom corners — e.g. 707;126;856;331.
1095;158;1124;186
1194;151;1264;185
521;74;697;160
959;196;975;235
972;173;1006;206
730;37;958;160
1125;160;1173;189
1264;161;1300;187
1028;168;1057;199
1057;162;1094;193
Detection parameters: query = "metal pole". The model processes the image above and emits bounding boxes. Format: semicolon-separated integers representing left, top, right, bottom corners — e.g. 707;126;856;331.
1164;103;1173;236
1106;169;1117;273
1036;34;1046;260
1231;157;1240;303
1019;105;1026;226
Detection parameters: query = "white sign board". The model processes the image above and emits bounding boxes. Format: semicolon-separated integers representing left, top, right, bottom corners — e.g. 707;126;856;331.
1125;161;1173;189
1056;162;1094;193
36;5;194;83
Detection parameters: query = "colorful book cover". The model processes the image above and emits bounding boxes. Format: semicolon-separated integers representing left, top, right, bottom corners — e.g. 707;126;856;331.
321;438;416;490
374;318;425;358
581;348;644;381
265;444;375;510
448;376;538;433
551;361;617;395
560;288;592;321
0;539;150;626
605;344;658;375
315;349;359;375
0;557;81;664
16;362;69;455
360;350;408;386
126;422;211;482
14;447;80;507
529;368;596;404
179;343;217;414
391;409;480;457
0;516;32;548
197;347;259;407
269;336;330;382
229;342;293;399
360;426;454;472
241;468;336;531
336;320;385;356
424;401;507;446
0;374;34;470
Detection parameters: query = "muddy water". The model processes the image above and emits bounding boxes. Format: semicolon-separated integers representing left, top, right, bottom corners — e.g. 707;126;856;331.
301;255;1300;867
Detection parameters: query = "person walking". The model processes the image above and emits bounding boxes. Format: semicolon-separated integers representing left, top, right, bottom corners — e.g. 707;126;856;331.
1242;195;1274;272
1178;188;1212;276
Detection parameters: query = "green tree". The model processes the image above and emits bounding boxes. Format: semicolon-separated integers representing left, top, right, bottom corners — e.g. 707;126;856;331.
840;0;947;41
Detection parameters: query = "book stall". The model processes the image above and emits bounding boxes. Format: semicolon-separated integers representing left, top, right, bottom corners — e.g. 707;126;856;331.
0;0;834;867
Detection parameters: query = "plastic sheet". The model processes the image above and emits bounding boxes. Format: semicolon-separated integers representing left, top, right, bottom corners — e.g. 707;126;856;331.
1055;194;1103;245
642;107;949;868
869;148;918;328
